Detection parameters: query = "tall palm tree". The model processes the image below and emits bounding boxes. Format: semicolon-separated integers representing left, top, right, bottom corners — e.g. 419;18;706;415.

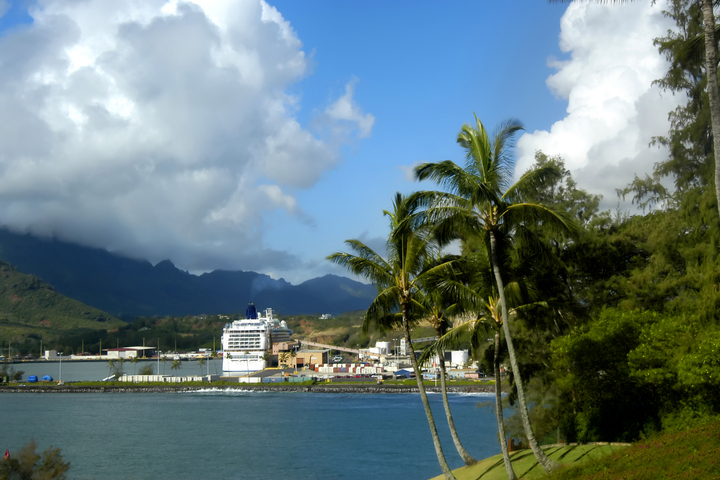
328;192;459;480
415;114;573;473
414;269;478;467
107;359;116;380
443;297;519;480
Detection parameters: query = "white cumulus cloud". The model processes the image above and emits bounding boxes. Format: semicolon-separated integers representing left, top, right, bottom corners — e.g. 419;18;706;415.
0;0;373;274
515;1;684;211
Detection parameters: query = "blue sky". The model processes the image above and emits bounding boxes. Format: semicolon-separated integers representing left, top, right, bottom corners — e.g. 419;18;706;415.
0;1;681;283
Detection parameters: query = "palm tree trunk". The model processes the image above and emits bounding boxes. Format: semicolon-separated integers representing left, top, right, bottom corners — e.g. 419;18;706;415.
702;0;720;218
494;327;518;480
403;312;456;480
438;355;477;466
489;231;558;473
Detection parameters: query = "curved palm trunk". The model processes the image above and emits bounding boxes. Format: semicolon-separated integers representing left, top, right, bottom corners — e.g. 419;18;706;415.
403;313;456;480
438;355;477;466
702;0;720;218
489;231;558;473
494;326;518;480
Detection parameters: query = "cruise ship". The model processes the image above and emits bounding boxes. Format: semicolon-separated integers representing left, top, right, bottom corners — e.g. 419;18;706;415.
221;304;292;374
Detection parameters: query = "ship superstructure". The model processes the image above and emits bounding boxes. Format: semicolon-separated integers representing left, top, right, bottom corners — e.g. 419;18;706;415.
221;304;292;374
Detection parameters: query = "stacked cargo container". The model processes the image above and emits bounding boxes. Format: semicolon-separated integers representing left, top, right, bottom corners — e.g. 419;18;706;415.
314;364;388;375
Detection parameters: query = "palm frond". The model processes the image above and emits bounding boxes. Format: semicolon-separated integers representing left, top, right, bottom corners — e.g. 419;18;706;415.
327;250;392;287
504;164;561;203
363;286;402;333
500;202;579;237
490;118;524;191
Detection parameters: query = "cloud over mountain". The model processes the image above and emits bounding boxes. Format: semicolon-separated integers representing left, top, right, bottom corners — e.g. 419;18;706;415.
0;0;373;274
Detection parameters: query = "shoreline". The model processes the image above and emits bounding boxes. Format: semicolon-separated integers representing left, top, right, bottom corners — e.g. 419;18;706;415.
0;384;494;394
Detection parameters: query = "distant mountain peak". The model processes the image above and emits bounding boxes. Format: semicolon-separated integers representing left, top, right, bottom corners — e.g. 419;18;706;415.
154;259;177;269
0;227;376;317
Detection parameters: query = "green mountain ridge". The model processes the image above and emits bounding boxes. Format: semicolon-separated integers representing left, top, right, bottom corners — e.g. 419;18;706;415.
0;260;123;348
0;228;377;317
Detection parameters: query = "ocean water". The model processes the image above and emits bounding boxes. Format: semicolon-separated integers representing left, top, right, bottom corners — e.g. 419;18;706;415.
1;362;502;480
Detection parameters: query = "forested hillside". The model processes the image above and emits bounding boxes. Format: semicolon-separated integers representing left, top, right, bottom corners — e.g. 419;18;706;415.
0;260;123;356
476;1;720;445
326;2;720;458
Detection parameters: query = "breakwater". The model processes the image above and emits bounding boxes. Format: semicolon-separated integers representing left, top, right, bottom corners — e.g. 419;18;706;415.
0;383;494;394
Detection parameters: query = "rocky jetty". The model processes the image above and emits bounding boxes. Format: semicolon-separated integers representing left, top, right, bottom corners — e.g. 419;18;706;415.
0;384;494;394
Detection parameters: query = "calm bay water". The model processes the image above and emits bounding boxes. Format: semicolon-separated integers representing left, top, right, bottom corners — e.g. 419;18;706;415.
2;361;502;480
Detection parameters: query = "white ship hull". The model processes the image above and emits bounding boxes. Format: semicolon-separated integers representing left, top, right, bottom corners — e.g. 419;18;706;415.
222;355;266;373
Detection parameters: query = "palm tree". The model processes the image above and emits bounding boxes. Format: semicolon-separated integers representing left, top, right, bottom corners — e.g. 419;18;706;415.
484;297;516;480
279;352;289;369
197;356;206;376
415;114;574;473
435;299;518;480
328;192;459;480
161;355;168;375
171;359;182;374
130;356;139;375
687;0;720;218
115;358;125;380
414;262;478;467
289;348;298;372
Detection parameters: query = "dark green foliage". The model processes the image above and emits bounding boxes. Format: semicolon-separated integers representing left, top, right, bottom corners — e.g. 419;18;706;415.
551;309;720;442
0;439;69;480
551;309;661;442
0;360;23;382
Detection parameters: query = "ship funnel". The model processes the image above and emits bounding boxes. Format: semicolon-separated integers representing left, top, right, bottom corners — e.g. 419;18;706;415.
246;303;258;319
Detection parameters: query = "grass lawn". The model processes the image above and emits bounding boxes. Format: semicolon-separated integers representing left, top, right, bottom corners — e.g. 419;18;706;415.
429;444;627;480
430;418;720;479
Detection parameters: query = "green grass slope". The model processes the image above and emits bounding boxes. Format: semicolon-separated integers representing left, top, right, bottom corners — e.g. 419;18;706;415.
430;419;720;480
0;261;123;344
429;444;627;480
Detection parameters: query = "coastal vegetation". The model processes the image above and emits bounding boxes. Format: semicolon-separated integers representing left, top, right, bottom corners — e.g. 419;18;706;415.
0;439;69;480
327;2;720;476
